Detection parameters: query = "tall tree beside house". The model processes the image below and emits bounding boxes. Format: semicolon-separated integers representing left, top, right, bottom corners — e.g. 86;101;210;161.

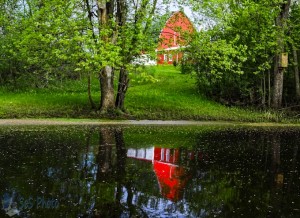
81;0;160;113
115;0;159;111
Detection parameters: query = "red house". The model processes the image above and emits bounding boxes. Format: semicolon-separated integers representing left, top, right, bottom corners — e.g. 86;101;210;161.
156;11;195;65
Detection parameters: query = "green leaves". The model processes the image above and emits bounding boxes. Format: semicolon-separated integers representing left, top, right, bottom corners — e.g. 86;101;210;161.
187;32;247;76
0;0;159;81
0;0;83;86
181;0;288;105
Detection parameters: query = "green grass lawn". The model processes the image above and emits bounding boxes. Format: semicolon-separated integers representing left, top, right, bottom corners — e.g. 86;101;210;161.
126;66;282;122
0;65;289;122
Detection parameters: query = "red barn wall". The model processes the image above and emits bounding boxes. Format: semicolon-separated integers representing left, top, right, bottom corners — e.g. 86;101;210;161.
157;11;195;65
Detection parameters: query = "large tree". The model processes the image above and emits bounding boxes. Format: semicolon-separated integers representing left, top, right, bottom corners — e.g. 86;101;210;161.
81;0;159;113
290;2;300;102
272;0;292;108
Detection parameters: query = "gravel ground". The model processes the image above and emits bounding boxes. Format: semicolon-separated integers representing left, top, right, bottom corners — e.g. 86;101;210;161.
0;119;298;127
0;119;234;126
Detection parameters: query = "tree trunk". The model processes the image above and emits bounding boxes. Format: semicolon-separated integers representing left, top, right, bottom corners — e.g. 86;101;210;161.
268;69;271;108
261;73;266;107
99;66;115;112
272;55;284;108
97;1;116;113
85;0;96;41
293;46;300;100
271;0;291;108
88;74;96;109
115;67;129;111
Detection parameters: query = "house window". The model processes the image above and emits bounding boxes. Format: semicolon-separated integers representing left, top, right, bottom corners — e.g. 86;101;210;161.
164;54;168;62
168;54;172;62
166;149;170;162
161;149;165;161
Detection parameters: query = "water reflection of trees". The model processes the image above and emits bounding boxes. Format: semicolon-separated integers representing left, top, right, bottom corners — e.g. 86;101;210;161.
0;127;300;217
0;128;130;217
94;128;160;217
94;127;140;217
192;129;300;217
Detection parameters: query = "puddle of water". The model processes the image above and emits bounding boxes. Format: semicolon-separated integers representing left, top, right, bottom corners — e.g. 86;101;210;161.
0;125;299;217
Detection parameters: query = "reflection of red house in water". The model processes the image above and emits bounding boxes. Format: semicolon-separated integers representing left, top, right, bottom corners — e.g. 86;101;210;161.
156;11;195;65
153;148;191;202
127;147;194;202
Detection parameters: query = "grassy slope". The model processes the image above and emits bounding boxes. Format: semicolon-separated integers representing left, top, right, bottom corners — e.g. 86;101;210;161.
126;66;279;122
0;65;285;122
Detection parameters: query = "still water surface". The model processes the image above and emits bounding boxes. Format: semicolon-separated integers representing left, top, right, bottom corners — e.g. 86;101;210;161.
0;125;299;217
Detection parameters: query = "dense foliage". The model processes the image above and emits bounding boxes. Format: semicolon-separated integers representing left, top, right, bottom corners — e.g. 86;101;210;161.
0;0;160;112
182;0;299;108
0;0;84;87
